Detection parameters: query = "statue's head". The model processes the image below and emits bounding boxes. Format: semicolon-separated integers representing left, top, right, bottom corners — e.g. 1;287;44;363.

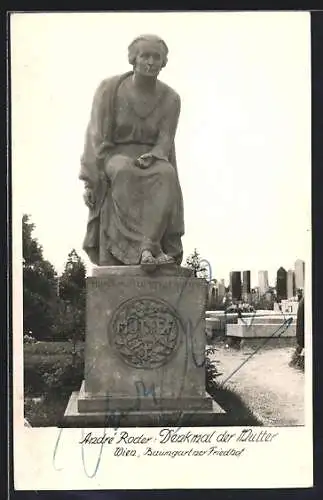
128;34;168;78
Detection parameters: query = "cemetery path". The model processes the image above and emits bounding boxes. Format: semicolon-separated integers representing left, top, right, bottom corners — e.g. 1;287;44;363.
211;345;305;426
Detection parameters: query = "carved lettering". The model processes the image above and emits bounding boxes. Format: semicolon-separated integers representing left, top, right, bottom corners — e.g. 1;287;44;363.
87;277;203;292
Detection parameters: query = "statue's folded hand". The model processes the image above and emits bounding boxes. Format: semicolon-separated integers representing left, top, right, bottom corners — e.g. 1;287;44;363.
135;153;154;169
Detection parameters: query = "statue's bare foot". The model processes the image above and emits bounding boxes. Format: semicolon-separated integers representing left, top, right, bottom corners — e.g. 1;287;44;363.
155;252;176;266
140;250;156;273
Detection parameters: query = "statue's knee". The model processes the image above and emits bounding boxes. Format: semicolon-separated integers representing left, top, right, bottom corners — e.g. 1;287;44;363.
105;154;133;178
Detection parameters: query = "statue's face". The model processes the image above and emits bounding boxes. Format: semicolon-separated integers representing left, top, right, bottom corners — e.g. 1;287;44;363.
134;40;164;77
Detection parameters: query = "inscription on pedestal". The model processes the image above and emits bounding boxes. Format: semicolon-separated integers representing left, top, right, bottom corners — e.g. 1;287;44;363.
109;296;182;369
88;277;200;292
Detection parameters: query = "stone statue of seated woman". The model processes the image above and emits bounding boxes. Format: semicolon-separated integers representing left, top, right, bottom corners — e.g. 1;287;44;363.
79;34;185;271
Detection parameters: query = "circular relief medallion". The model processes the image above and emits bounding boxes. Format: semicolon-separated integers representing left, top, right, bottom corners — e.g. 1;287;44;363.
109;297;181;369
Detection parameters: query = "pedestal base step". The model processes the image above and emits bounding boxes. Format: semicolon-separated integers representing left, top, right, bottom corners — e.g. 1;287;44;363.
64;390;226;427
77;381;215;413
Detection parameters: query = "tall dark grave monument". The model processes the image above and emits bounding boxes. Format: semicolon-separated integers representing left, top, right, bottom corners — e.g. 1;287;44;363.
242;270;251;294
230;271;242;302
276;267;287;301
64;35;224;426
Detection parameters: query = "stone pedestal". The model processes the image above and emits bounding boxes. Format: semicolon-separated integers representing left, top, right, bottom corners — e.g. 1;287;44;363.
64;265;225;426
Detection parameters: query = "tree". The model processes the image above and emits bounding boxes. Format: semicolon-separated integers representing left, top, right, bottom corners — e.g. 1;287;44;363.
23;214;58;339
185;248;210;279
58;249;86;352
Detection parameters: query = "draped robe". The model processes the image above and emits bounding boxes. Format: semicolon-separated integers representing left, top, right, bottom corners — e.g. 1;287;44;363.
79;72;184;266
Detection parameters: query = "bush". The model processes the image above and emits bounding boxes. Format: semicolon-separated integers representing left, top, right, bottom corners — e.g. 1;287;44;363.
42;355;84;391
23;333;37;344
289;347;305;372
205;346;222;390
24;343;84;396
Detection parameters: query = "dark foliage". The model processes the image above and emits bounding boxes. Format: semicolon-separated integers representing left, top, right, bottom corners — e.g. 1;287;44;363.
23;215;58;339
185;248;209;279
58;249;86;345
23;214;87;342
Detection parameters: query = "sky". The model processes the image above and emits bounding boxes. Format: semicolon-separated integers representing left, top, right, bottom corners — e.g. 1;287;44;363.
11;12;311;287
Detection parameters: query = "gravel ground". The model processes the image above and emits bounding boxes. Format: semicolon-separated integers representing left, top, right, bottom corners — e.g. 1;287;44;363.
209;342;305;426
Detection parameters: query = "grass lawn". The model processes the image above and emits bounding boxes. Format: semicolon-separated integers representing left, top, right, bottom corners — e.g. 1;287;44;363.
25;393;72;427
